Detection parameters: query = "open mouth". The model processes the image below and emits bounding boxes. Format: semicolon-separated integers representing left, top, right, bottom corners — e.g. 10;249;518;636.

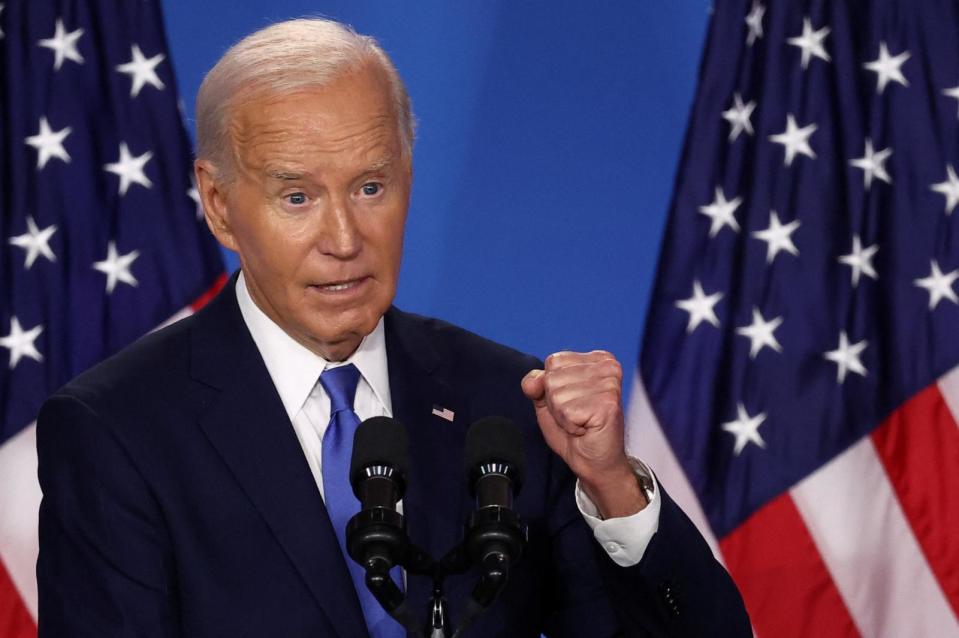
312;276;370;293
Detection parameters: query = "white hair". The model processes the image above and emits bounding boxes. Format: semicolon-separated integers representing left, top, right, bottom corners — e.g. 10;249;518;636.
195;18;415;178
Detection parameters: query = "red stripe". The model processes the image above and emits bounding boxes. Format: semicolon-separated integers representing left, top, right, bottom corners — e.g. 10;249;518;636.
720;493;859;638
870;383;959;619
190;273;228;311
0;560;35;638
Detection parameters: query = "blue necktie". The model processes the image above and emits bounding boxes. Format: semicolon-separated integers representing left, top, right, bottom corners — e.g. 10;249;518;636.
320;364;404;638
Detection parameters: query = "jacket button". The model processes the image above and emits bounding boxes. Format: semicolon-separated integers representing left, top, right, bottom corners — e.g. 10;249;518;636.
658;580;682;617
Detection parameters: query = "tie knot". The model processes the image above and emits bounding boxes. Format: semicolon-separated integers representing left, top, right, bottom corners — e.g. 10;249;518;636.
319;364;361;414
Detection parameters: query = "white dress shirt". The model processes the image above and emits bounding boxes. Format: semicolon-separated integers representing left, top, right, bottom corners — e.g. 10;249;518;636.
236;273;393;500
235;272;660;566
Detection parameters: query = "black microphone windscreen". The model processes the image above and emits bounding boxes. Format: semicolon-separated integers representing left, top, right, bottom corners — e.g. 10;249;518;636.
350;416;410;486
464;416;526;487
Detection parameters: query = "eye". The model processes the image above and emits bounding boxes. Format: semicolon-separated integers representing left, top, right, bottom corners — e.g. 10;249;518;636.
286;192;308;206
360;182;382;197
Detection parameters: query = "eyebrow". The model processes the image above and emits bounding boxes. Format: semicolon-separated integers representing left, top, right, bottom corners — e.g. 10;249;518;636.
363;156;396;175
263;156;398;182
265;169;305;181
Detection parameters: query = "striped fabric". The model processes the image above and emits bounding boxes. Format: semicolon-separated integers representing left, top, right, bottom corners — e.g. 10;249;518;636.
0;1;225;633
629;1;959;635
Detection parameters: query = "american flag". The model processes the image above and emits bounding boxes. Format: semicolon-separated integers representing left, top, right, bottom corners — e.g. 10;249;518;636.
0;1;225;635
628;1;959;636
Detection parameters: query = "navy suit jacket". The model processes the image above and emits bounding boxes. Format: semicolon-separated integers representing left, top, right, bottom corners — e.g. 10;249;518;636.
36;277;750;637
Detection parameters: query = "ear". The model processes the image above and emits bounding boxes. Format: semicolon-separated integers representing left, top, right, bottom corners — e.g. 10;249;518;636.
194;159;239;252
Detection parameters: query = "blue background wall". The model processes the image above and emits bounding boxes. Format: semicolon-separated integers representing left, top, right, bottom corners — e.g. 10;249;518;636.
161;1;712;394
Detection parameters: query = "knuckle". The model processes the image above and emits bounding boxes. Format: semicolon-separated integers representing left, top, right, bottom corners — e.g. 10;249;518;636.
603;377;621;394
557;351;586;366
545;351;569;369
599;358;622;377
542;371;560;394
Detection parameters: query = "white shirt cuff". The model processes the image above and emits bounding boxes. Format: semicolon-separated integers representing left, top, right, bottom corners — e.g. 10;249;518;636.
574;457;661;567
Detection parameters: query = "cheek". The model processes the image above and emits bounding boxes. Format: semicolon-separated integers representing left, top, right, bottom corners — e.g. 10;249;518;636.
383;205;409;259
359;203;407;266
374;222;406;272
232;210;313;274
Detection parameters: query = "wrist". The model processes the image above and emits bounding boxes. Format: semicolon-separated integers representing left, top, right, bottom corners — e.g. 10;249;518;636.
580;462;649;519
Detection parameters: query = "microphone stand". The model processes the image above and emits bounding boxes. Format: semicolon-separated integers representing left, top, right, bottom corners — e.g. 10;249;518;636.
347;503;527;638
346;506;423;634
450;502;526;638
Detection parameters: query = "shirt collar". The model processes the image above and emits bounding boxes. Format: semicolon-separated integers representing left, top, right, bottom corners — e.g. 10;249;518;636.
235;272;391;421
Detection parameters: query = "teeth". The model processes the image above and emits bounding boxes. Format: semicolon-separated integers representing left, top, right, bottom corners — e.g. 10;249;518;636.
321;281;356;291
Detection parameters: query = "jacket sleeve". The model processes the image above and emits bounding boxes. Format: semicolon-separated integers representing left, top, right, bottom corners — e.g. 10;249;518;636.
511;349;749;637
36;393;180;638
594;485;753;637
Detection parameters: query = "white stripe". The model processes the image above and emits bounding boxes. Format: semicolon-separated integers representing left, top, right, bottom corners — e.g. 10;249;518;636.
0;422;40;620
938;363;959;430
625;373;723;562
791;436;959;637
151;305;195;332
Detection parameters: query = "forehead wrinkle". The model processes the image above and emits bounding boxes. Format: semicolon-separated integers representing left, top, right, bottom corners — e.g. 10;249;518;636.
235;112;397;158
230;118;298;177
228;85;405;181
313;112;396;150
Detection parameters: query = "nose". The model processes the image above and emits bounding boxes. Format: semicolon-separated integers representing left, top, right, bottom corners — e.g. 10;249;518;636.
316;196;362;259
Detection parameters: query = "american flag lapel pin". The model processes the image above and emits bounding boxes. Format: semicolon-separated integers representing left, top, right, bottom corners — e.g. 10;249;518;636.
431;405;455;422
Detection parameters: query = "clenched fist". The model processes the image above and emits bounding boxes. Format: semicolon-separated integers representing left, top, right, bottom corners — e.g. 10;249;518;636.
521;350;647;519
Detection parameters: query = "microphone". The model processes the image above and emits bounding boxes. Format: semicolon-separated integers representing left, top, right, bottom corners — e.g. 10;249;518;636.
346;416;416;627
458;416;528;630
349;415;409;511
464;416;526;514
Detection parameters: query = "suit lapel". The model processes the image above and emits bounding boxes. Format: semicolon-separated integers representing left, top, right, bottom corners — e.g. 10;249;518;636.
384;308;471;608
190;277;368;638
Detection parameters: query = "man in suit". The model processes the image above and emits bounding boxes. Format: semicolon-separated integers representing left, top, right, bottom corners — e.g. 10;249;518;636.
36;17;750;637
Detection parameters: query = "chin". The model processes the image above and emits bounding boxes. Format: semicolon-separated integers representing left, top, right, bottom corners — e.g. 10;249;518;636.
302;312;377;354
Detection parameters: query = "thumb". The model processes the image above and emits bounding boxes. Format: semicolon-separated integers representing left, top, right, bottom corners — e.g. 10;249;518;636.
521;369;546;405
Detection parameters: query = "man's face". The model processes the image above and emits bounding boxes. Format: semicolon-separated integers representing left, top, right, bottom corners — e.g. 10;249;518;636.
197;64;411;361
